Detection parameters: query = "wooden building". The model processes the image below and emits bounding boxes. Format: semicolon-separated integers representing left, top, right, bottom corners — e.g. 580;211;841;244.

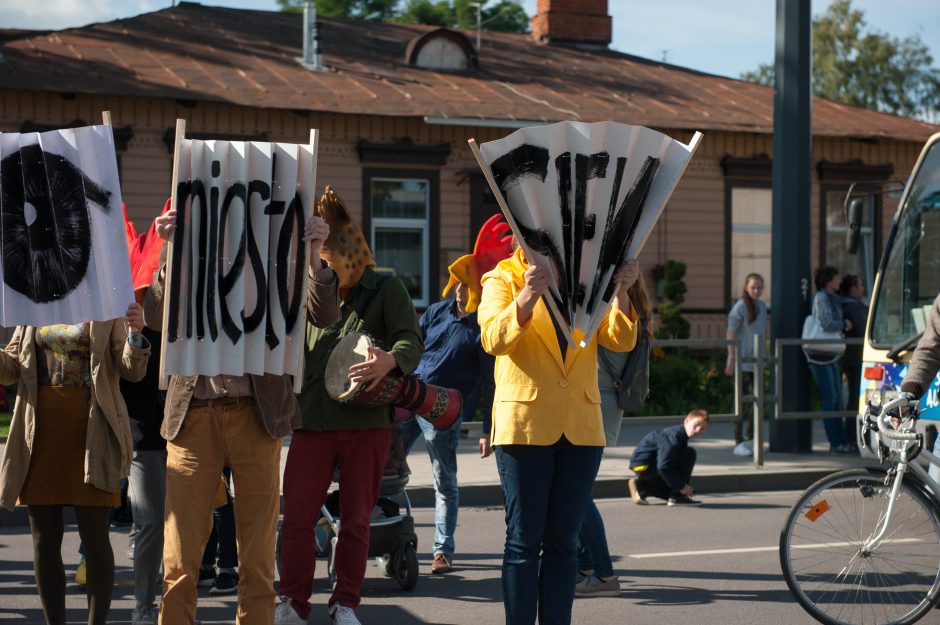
0;0;935;334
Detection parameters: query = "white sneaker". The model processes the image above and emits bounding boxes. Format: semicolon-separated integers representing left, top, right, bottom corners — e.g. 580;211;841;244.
275;598;307;625
329;603;362;625
732;441;752;456
131;606;155;625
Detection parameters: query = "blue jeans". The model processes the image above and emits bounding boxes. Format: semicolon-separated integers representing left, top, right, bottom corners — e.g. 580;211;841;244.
496;438;602;625
577;451;613;577
401;414;461;557
577;389;620;577
808;361;849;449
128;449;166;609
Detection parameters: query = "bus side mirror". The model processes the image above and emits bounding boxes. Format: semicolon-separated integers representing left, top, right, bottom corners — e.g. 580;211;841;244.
845;197;863;254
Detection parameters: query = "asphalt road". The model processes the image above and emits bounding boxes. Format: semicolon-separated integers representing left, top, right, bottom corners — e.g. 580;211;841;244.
3;490;933;625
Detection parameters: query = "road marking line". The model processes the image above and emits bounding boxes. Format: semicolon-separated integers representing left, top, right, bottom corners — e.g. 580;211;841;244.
629;538;922;559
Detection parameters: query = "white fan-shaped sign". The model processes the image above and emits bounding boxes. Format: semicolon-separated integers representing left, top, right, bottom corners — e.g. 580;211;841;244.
470;121;702;346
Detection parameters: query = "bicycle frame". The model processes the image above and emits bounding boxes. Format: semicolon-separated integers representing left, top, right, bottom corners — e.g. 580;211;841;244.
864;396;940;552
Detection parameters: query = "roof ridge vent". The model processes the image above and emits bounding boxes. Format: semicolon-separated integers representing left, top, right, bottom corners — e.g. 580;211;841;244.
297;1;326;72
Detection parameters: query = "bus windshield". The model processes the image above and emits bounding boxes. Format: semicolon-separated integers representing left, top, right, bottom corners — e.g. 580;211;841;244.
870;140;940;348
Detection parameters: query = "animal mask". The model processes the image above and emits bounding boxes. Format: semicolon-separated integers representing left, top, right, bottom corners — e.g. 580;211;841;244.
443;214;513;313
315;185;376;289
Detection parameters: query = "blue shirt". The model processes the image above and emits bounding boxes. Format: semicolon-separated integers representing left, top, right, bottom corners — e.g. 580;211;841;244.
413;300;495;434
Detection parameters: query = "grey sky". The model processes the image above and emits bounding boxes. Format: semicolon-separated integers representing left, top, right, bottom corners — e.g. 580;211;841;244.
0;0;936;80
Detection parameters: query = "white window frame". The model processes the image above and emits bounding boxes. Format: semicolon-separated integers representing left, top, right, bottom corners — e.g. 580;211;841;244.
369;176;431;308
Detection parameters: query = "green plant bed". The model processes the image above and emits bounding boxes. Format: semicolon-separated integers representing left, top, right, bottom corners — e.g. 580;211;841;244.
0;411;11;438
643;348;734;417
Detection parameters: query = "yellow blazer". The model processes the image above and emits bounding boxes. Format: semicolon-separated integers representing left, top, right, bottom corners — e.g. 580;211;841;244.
478;248;637;447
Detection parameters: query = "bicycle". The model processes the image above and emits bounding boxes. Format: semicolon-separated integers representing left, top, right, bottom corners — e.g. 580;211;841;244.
779;393;940;625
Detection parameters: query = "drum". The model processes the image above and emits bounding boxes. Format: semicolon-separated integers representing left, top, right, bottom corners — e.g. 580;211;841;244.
324;331;462;430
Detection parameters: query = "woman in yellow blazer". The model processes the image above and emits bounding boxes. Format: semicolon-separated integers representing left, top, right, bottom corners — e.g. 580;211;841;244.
478;246;638;625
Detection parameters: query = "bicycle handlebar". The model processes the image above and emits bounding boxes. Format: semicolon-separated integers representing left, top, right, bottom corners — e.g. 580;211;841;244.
875;394;919;442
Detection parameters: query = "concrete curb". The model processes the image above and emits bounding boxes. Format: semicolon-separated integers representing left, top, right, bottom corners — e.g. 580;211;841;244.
404;468;862;508
0;467;862;528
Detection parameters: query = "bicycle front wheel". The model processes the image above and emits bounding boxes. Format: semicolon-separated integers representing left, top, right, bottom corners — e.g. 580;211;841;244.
780;468;940;625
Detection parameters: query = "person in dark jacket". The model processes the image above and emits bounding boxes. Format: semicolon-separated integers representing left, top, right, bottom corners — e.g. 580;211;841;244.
628;409;709;506
839;275;868;450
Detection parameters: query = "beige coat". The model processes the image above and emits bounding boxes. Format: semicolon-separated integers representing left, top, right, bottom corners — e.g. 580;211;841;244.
0;321;150;510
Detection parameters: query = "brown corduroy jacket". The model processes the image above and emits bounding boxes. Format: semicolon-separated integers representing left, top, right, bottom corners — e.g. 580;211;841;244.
143;259;340;441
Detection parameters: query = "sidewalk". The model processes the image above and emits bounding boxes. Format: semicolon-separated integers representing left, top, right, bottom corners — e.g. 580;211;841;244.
0;420;867;526
406;419;867;506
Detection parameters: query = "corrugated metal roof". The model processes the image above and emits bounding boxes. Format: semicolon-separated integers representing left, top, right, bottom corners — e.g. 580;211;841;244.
0;2;936;142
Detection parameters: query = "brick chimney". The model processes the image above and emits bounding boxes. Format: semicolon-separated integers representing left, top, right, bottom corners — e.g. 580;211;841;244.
530;0;612;47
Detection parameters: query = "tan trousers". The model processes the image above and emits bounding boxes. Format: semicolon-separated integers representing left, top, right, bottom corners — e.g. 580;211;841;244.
159;400;281;625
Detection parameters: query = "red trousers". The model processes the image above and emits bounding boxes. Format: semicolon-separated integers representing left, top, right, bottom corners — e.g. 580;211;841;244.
279;428;390;614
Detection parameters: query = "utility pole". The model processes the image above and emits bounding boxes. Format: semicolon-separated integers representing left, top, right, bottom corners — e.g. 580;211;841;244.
770;0;813;452
469;2;482;50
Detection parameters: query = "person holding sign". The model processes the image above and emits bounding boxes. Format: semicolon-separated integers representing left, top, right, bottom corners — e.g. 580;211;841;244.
477;245;638;625
276;186;423;625
0;304;151;625
144;207;340;625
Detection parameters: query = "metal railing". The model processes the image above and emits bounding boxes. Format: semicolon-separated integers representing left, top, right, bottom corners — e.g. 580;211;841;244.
630;336;762;466
463;334;863;469
773;337;864;421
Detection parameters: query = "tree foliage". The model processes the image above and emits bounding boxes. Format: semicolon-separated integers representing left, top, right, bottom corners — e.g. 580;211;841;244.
276;0;528;33
740;0;940;119
276;0;399;20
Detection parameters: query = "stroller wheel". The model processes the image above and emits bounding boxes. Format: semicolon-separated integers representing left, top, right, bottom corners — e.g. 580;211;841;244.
391;543;419;591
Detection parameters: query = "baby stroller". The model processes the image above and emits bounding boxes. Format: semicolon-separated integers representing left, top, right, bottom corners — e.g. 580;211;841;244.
276;424;419;591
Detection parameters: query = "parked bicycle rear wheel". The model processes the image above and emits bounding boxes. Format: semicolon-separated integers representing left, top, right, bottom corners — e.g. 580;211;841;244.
780;468;940;625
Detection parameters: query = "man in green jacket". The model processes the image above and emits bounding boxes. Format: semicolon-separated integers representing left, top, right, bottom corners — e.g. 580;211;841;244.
276;187;423;625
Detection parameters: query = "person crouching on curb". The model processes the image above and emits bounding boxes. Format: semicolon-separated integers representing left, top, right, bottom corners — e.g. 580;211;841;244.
628;409;709;506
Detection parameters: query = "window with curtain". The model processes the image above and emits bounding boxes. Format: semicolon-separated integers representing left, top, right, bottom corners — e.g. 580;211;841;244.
730;186;773;304
369;177;430;307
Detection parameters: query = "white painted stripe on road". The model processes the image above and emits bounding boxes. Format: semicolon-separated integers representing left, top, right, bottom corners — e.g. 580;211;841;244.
629;546;777;559
629;538;922;559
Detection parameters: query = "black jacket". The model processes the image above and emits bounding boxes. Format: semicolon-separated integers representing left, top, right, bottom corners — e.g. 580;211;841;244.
120;326;166;451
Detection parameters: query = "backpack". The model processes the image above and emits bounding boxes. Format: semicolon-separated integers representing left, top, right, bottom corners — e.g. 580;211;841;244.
615;324;651;413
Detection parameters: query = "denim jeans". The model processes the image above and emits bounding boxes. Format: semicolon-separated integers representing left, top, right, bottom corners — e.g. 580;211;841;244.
577;452;613;577
577;389;620;577
401;414;461;557
495;438;602;625
128;449;167;609
808;361;849;449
